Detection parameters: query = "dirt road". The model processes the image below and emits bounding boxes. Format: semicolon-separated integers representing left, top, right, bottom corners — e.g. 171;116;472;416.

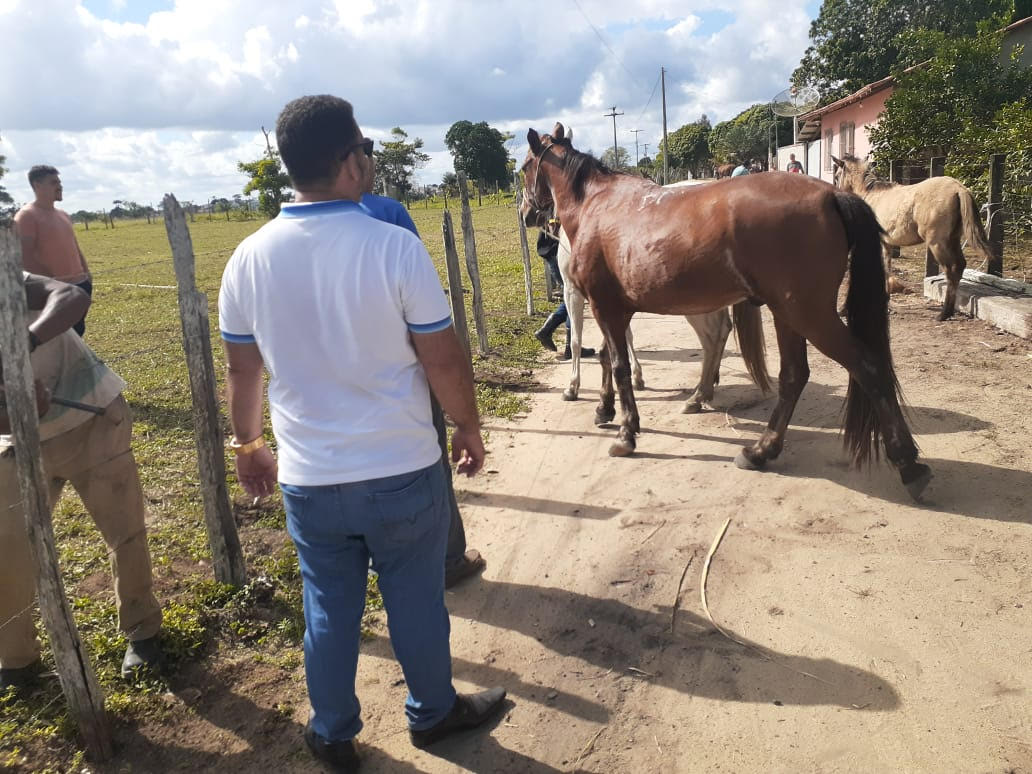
359;296;1031;772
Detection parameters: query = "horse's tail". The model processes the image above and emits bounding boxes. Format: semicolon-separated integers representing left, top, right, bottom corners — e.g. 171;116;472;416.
732;302;770;393
834;190;905;467
958;187;993;263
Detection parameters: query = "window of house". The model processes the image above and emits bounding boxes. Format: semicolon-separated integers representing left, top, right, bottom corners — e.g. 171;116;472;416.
839;121;855;157
823;128;834;170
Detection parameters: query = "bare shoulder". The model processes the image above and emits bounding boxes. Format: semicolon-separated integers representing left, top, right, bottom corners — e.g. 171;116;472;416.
13;204;38;224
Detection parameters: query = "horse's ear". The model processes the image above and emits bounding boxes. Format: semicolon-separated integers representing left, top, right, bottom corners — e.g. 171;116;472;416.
830;155;844;169
552;123;565;140
528;129;543;154
567;127;573;143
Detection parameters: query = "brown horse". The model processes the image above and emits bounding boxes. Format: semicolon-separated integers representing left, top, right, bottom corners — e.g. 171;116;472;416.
520;123;931;501
832;155;993;320
714;163;737;179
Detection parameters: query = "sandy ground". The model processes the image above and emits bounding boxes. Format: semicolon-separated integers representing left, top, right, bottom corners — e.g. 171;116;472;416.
90;291;1031;774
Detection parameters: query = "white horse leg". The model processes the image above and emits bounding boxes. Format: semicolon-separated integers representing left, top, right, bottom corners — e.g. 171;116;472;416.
558;228;583;401
625;323;645;390
682;308;733;414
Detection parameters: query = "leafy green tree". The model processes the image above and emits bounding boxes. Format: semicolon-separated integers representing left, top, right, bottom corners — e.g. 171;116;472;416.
0;136;14;224
441;171;459;197
708;105;789;165
792;0;1016;103
373;127;430;197
239;153;292;218
600;146;631;169
444;120;512;198
658;116;712;178
869;19;1032;163
72;210;97;230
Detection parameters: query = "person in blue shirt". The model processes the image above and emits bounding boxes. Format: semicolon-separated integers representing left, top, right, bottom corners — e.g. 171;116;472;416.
359;192;486;589
730;162;749;178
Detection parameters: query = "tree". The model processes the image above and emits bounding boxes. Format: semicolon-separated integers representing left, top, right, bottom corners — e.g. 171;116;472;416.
869;18;1032;164
708;105;790;165
0;135;14;224
72;210;97;230
792;0;1015;103
658;116;713;178
444;120;512;201
599;146;631;169
373;127;430;198
239;126;292;218
440;172;459;197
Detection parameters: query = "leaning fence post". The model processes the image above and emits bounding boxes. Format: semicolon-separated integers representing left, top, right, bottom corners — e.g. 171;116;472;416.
0;229;113;761
987;153;1006;277
163;194;247;587
457;173;489;356
442;211;471;362
516;190;535;316
926;157;946;277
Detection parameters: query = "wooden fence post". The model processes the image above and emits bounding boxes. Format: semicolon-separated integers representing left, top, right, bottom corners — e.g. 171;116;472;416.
987;153;1006;277
163;194;247;587
0;229;113;761
926;157;946;277
516;190;535;316
456;173;489;356
442;211;471;362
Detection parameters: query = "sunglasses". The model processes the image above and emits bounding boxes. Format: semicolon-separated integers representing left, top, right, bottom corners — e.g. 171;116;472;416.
344;138;374;159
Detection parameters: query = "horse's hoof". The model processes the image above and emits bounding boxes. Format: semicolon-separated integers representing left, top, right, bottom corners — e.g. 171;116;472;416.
608;440;635;457
682;401;703;414
901;462;933;502
594;409;616;426
734;449;766;471
937;309;954;322
562;389;578;401
634;377;645;390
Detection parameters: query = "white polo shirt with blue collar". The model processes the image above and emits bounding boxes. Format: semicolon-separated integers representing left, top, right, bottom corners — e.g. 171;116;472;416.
218;199;453;486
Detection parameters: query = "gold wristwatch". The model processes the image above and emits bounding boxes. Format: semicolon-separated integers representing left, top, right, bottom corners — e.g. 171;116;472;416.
229;436;266;455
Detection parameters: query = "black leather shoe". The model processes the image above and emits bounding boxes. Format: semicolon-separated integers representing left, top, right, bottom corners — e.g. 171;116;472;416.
121;635;162;679
445;550;486;589
0;659;44;691
304;723;360;772
534;327;558;352
409;687;507;749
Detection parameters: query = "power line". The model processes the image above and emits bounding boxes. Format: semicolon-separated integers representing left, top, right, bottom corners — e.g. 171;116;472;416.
636;72;662;123
569;0;649;91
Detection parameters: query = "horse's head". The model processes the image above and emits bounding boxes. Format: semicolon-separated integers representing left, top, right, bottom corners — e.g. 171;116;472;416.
831;154;869;194
519;122;573;228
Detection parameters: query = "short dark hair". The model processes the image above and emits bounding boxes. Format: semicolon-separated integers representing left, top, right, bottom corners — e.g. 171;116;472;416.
28;165;59;187
275;95;358;188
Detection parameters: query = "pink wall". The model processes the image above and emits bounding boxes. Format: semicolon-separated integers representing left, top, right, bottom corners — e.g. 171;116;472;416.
815;87;892;183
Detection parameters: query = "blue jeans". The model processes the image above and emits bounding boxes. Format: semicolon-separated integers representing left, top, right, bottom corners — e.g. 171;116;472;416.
282;462;457;742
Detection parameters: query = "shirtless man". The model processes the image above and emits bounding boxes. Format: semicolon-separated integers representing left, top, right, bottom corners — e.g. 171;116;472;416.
14;166;92;336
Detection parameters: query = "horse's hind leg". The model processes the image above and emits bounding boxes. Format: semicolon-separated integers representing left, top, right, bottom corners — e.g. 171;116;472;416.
683;309;732;414
594;340;615;426
626;323;645;390
930;239;966;321
736;317;808;470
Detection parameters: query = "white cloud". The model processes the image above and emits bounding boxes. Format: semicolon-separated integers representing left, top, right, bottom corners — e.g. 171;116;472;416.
0;0;816;210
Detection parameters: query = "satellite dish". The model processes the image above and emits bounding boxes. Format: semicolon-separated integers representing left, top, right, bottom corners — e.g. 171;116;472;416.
770;85;820;117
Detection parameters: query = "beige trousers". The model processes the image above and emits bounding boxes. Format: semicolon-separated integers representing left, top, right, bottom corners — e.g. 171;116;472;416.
0;395;162;669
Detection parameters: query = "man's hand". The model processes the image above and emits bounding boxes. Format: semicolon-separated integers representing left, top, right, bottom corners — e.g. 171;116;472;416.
235;446;278;498
451;426;485;477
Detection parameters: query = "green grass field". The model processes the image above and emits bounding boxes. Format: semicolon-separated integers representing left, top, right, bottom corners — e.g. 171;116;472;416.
1;201;552;772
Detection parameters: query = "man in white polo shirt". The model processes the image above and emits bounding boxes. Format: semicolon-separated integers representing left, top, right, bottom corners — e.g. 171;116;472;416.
219;95;505;771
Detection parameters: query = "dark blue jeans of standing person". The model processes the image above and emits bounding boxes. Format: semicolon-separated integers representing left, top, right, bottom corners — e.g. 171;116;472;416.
73;277;92;337
541;252;568;323
282;462;457;743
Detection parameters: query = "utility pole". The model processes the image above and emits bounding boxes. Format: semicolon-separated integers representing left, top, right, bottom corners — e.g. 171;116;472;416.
643;142;649;160
661;67;669;185
629;129;643;166
604;106;624;167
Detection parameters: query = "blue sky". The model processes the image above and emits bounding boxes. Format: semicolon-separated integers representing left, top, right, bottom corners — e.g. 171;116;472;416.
1;0;823;211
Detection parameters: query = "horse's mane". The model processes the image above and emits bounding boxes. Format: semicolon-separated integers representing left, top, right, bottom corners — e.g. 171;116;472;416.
843;154;893;191
547;136;620;202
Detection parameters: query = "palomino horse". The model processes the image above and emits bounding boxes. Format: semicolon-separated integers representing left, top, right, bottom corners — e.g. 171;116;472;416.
520;123;931;502
524;184;769;413
832;155;993;320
